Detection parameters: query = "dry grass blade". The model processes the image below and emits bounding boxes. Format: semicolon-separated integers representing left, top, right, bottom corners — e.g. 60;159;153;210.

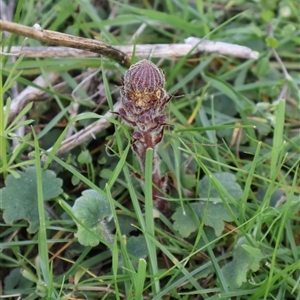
5;72;61;124
3;40;259;60
42;101;122;158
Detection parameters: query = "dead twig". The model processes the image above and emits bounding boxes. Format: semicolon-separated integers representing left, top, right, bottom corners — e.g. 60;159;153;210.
0;19;131;67
5;71;98;125
1;36;259;61
3;42;259;60
41;101;121;159
5;72;61;124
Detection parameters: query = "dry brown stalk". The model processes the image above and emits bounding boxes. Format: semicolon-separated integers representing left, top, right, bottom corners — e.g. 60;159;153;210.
0;19;131;67
3;40;259;60
42;101;122;159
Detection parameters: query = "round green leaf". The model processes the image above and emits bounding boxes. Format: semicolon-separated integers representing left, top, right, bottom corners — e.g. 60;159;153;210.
0;167;63;233
199;172;243;200
72;189;113;247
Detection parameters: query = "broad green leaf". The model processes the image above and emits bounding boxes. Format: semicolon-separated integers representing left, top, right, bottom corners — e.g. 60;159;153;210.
172;206;198;238
261;9;274;22
127;235;148;258
255;56;270;77
248;118;271;136
71;175;80;186
203;94;238;118
117;214;138;236
172;201;235;238
0;167;63;233
222;236;265;288
4;268;34;290
256;188;286;207
181;173;196;189
72;189;113;247
265;36;279;48
199;172;243;200
197;201;234;236
281;24;296;36
196;227;217;249
77;150;92;164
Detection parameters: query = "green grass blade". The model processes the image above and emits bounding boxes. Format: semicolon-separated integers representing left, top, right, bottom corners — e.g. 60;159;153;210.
144;148;159;295
32;128;52;296
134;258;147;300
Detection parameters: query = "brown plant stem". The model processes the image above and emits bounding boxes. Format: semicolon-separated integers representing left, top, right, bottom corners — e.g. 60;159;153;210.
132;130;169;212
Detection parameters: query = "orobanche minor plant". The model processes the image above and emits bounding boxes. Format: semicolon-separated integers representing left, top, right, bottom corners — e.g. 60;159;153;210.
119;59;171;212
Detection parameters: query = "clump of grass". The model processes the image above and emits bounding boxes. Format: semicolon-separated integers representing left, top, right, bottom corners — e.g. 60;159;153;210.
0;1;299;299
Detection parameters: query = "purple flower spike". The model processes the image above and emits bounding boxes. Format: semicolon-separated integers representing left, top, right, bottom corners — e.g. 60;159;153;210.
119;60;171;213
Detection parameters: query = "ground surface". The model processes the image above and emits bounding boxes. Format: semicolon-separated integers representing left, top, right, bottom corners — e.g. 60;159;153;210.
0;1;299;299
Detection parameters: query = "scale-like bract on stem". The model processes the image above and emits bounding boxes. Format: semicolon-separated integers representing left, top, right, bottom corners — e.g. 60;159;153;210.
120;60;170;212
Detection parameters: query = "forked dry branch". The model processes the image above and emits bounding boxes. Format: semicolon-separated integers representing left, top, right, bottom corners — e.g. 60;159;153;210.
0;19;131;67
1;20;259;60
